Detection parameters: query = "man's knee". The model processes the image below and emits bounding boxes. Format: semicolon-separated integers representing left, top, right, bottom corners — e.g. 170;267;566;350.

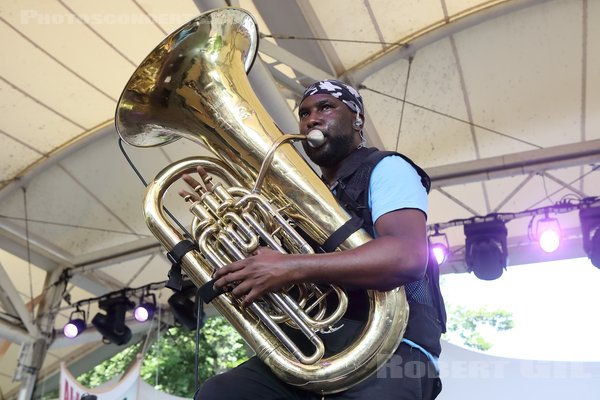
195;373;231;400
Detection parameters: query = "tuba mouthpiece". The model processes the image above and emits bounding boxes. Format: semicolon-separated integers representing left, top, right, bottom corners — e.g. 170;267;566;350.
306;130;325;148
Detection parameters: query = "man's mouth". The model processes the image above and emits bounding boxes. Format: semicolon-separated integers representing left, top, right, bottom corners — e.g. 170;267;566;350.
306;129;326;148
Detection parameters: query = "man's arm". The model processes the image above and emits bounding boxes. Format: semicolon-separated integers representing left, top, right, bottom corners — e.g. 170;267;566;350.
213;208;428;306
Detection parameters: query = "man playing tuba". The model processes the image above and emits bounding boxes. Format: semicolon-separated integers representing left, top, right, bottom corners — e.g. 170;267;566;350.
186;80;445;400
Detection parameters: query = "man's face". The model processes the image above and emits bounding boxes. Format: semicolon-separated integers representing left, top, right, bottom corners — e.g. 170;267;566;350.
298;94;361;167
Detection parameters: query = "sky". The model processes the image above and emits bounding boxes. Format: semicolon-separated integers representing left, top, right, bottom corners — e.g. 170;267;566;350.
440;257;600;362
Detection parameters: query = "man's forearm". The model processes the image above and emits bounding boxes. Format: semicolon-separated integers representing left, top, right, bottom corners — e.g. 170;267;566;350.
290;235;427;291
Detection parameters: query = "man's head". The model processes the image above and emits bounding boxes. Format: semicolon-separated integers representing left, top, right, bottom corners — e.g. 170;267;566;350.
300;80;364;117
298;80;365;167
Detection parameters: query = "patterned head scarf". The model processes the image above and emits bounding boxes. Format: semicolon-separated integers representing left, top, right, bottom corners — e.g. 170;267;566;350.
299;79;363;116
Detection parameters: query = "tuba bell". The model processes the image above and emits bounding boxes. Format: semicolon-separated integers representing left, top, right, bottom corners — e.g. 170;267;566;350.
115;8;408;394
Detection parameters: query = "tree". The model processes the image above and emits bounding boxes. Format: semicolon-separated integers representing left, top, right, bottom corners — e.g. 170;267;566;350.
443;305;514;351
77;316;250;398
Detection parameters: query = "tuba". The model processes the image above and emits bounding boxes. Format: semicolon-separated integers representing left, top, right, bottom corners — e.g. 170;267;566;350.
115;8;408;394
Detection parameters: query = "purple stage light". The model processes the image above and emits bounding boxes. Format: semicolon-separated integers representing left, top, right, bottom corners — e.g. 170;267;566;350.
539;228;560;253
431;243;448;265
429;229;450;266
134;303;155;322
537;217;561;253
63;318;86;338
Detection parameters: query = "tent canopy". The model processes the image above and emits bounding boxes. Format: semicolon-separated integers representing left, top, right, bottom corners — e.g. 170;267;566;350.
0;0;598;397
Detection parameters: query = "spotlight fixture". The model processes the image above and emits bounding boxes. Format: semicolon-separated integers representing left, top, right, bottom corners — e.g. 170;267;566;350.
92;295;135;345
168;291;198;330
63;308;86;339
535;215;561;253
134;292;156;323
464;219;508;280
428;228;450;265
580;206;600;268
168;281;203;330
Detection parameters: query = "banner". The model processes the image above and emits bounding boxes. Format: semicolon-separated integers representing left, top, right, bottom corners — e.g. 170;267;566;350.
59;359;189;400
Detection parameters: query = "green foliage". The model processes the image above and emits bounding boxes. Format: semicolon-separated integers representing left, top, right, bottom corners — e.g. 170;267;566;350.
443;305;514;351
77;316;250;398
77;342;141;388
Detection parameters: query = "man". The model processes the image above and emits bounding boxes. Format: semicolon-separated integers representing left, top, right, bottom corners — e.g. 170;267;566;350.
190;80;443;399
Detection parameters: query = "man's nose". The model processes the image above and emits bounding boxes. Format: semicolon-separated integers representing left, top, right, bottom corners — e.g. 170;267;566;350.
305;112;321;129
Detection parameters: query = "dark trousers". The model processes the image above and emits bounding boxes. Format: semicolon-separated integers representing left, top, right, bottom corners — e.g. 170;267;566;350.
195;342;442;400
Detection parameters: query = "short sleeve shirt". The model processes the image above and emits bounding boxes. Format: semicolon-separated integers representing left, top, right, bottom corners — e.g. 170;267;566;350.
368;155;428;228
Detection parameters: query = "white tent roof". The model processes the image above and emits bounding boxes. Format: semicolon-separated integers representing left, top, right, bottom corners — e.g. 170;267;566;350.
0;0;598;397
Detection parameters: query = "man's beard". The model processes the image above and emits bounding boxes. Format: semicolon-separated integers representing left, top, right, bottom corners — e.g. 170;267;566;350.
303;131;356;167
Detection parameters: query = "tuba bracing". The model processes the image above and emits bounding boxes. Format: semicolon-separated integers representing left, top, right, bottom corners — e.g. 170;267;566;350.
115;8;408;394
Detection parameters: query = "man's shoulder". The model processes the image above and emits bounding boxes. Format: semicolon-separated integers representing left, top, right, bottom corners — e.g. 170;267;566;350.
367;150;431;194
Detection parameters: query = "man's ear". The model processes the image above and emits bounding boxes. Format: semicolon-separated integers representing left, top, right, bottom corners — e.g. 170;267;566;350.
353;115;364;130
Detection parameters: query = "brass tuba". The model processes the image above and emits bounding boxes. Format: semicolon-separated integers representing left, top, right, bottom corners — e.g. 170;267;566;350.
115;8;408;394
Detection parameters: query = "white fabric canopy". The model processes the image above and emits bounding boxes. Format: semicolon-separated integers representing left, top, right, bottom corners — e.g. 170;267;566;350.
0;0;598;398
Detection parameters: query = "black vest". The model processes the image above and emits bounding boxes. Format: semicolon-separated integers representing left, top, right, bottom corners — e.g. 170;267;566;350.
330;147;446;357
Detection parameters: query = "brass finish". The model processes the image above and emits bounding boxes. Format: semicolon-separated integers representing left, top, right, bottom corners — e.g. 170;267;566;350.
115;8;408;394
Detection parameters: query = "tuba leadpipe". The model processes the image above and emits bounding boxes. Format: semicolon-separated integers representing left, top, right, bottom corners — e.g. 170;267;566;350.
115;8;408;394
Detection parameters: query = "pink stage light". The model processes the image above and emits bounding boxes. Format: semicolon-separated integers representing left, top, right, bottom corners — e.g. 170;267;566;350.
134;303;155;322
537;217;561;253
431;243;448;265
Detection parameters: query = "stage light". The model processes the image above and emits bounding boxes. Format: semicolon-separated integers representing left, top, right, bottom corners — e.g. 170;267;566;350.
168;281;204;330
134;303;154;322
428;228;450;265
92;295;135;345
134;292;156;323
580;206;600;268
464;219;508;280
431;244;448;265
63;308;86;339
536;216;561;253
168;291;198;330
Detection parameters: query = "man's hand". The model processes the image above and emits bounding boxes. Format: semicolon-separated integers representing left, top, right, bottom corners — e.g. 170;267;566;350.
178;165;215;201
178;167;300;306
213;247;298;306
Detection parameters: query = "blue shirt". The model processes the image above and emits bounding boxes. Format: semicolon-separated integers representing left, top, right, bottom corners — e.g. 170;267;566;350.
366;155;438;371
368;155;428;228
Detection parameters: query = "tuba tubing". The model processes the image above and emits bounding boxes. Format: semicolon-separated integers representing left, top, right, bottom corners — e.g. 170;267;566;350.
116;8;409;394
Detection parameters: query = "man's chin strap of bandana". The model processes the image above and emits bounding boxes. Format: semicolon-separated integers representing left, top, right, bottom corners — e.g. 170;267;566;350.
300;79;367;149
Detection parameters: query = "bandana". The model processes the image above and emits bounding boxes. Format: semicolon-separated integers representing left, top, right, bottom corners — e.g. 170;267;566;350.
300;79;363;115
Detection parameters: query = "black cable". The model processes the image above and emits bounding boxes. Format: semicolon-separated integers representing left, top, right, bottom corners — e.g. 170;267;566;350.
194;286;205;394
70;280;167;309
360;85;543;150
118;138;148;186
262;33;403;46
0;214;147;236
395;56;413;152
430;195;600;232
22;187;35;315
117;137;192;238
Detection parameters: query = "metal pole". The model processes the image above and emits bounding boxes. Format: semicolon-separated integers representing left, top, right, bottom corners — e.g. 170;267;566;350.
15;267;66;400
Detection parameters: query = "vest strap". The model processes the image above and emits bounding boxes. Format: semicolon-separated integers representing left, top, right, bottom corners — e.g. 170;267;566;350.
319;214;364;253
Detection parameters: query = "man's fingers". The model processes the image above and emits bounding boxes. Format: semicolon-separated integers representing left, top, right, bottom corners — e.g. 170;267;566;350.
230;280;253;298
214;259;247;278
213;265;246;289
182;169;215;195
182;174;203;191
196;166;214;191
242;288;262;306
178;189;199;202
